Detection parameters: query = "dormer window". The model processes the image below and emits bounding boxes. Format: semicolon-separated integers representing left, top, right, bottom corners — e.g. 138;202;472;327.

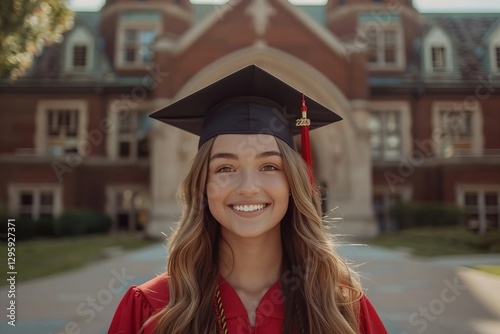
64;26;94;73
423;26;453;74
73;45;87;68
116;11;162;69
431;46;446;71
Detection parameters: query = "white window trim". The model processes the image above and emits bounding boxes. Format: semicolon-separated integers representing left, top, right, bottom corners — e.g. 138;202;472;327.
115;19;161;69
456;184;500;233
431;101;483;158
107;100;154;161
8;184;63;219
368;101;412;160
64;26;94;73
423;26;454;74
35;100;89;156
105;184;150;232
360;23;406;71
489;25;500;73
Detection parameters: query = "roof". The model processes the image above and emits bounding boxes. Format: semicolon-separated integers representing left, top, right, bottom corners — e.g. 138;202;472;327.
422;13;500;79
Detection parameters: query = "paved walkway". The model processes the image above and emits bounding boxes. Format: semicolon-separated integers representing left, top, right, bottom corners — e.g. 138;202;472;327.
1;242;499;334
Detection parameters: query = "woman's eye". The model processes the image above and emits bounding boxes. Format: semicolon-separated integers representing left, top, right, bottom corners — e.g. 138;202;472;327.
261;165;278;171
216;166;234;173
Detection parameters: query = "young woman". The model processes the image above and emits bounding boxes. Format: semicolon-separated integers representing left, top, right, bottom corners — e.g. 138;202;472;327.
108;65;388;334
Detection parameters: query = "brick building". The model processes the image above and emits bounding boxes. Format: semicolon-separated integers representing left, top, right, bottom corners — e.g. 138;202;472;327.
1;0;499;237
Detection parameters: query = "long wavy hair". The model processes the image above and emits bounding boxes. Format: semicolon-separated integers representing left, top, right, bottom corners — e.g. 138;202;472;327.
150;136;362;334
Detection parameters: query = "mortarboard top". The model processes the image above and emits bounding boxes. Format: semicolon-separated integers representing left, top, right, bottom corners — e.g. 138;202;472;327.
149;65;342;149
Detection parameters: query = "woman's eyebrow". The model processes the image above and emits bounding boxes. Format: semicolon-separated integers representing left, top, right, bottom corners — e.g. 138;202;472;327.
209;151;282;161
256;151;282;159
209;152;238;161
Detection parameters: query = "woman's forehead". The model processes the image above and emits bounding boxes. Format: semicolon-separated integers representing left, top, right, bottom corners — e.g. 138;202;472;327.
211;134;279;154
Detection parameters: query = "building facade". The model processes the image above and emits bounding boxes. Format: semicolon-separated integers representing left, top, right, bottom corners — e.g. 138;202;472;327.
1;0;499;237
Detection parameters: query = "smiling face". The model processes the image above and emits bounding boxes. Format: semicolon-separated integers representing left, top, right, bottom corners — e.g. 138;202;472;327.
206;134;290;240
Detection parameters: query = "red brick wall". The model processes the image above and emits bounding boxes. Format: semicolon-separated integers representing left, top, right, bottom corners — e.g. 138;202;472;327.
155;0;364;100
0;94;37;154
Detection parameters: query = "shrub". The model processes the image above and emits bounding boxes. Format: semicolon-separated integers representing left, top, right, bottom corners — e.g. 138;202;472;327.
0;205;36;241
0;216;36;241
391;202;465;230
34;216;55;237
54;209;112;237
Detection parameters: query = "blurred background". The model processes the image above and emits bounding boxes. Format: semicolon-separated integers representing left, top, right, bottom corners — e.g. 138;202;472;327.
0;0;499;333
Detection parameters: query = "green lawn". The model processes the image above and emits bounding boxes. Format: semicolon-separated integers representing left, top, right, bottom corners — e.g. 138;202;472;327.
0;234;157;285
370;227;500;257
473;265;500;276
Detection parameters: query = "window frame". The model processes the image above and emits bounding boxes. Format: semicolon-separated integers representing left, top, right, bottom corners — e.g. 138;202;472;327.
105;185;150;232
431;46;447;72
35;100;88;157
432;102;483;158
115;18;161;69
373;186;412;232
8;184;63;220
368;101;412;162
64;26;94;73
457;185;500;234
423;27;454;74
362;23;406;70
107;100;152;161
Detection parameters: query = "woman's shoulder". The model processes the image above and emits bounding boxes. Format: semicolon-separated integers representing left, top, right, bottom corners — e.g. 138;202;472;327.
108;273;170;334
134;273;171;310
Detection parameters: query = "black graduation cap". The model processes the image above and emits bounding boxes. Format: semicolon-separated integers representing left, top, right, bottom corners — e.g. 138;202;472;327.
149;65;342;150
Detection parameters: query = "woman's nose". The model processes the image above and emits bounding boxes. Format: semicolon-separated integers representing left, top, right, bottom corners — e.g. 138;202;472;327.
236;171;260;196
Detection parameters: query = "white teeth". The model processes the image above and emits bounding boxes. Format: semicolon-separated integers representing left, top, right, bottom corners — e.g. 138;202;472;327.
232;204;267;212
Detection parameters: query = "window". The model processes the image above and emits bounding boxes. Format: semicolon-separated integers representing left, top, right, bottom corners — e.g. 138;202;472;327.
117;112;151;159
431;46;446;71
116;12;162;68
368;111;402;160
440;109;472;157
106;187;150;232
36;100;88;157
73;45;87;68
366;28;400;67
47;108;79;156
8;185;62;221
123;29;155;64
373;187;411;232
424;27;453;74
64;26;94;73
432;102;482;158
460;188;500;233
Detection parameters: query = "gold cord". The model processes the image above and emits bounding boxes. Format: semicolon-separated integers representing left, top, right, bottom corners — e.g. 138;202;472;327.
215;288;229;334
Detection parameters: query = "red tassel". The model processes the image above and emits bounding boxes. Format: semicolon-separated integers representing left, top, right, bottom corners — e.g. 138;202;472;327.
300;94;313;184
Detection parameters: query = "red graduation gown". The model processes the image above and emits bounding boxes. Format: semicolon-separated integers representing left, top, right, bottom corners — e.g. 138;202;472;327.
108;274;388;334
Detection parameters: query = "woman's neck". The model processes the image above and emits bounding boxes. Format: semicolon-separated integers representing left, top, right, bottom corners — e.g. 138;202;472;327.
218;225;283;292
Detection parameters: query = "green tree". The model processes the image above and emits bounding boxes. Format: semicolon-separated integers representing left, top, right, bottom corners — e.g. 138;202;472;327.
0;0;74;79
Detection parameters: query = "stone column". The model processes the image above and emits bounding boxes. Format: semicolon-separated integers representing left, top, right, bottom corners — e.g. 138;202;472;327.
314;99;377;239
146;120;197;239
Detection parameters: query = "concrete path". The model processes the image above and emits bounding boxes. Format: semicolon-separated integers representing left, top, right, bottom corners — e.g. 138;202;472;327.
1;242;499;334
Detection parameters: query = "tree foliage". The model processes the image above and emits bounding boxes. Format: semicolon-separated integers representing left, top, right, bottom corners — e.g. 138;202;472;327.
0;0;74;79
